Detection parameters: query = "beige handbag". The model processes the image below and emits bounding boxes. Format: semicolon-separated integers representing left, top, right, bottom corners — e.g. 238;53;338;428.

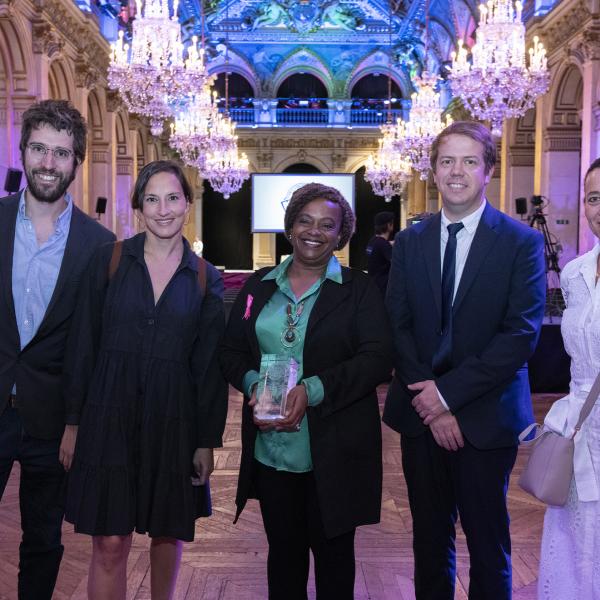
518;372;600;507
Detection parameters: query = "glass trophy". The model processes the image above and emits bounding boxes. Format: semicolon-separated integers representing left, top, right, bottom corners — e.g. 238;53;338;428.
254;355;298;420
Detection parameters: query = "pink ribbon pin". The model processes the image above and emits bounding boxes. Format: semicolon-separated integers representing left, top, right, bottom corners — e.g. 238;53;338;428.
243;294;254;320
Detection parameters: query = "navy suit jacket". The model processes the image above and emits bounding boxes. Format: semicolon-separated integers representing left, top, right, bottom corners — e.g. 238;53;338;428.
382;203;546;449
0;192;115;439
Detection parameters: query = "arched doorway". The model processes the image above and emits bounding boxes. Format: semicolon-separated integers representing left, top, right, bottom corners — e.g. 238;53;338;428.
350;74;403;125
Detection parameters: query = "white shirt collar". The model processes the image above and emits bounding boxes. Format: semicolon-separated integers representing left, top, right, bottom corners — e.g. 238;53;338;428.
441;199;487;235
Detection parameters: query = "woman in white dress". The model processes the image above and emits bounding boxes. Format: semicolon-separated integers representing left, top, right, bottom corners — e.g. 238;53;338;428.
538;158;600;599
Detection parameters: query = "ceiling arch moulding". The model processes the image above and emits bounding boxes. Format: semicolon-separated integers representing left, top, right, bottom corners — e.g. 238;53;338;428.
208;48;260;96
200;0;409;45
0;18;32;95
345;48;412;98
269;46;334;98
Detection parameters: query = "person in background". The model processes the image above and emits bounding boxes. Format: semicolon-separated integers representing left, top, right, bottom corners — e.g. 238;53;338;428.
63;160;227;600
220;183;392;599
366;210;394;296
537;157;600;600
384;121;546;599
0;99;114;599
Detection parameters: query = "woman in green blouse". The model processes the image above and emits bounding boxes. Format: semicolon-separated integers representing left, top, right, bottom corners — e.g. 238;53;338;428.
220;183;393;599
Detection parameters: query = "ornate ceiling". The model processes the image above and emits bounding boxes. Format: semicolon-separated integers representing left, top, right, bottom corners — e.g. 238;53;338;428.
104;0;482;98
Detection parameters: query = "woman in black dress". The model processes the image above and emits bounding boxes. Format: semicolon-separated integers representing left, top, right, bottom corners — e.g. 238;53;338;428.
63;161;227;599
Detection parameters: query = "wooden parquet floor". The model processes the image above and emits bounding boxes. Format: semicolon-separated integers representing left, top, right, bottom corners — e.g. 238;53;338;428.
0;388;556;599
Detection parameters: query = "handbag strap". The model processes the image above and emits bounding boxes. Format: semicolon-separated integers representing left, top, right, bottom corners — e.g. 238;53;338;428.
519;371;600;444
573;370;600;434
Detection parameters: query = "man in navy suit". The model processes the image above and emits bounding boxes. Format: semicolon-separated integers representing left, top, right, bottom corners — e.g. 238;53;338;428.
383;121;545;599
0;100;114;599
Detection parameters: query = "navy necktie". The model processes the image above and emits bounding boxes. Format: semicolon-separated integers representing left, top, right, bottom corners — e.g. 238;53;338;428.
432;222;464;376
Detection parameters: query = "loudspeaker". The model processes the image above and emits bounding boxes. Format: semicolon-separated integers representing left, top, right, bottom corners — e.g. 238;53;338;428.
515;197;528;215
4;168;22;193
95;196;108;214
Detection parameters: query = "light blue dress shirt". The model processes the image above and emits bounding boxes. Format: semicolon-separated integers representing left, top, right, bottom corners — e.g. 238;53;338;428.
11;190;73;392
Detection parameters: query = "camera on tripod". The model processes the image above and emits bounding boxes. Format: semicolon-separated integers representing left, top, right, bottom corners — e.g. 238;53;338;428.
514;195;564;317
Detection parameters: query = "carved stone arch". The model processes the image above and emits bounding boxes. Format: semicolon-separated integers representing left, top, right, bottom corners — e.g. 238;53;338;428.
270;48;333;98
208;51;259;96
273;154;330;173
509;106;536;148
136;129;146;171
48;59;75;102
115;111;132;157
86;87;105;144
549;63;583;131
345;51;411;98
348;156;371;173
0;18;33;96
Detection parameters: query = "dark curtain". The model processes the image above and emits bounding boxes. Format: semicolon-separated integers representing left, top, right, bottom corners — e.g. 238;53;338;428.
202;177;253;270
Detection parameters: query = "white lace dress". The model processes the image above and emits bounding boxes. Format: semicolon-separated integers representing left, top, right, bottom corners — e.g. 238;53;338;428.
538;244;600;600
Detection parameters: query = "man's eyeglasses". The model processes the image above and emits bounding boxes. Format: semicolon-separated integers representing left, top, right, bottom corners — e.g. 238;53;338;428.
26;143;74;164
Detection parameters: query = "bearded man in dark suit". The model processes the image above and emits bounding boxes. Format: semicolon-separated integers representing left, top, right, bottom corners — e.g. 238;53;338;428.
0;100;115;599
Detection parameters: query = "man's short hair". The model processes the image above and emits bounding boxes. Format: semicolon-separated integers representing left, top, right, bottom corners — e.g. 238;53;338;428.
20;100;87;165
584;157;600;186
374;211;394;234
430;121;496;175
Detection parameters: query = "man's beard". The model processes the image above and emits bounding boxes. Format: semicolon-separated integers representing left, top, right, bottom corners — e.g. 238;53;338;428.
25;167;76;204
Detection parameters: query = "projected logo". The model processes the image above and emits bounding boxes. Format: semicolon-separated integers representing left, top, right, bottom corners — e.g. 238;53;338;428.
280;183;307;213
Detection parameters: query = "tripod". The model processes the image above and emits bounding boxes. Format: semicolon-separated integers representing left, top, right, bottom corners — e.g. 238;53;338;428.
528;204;564;319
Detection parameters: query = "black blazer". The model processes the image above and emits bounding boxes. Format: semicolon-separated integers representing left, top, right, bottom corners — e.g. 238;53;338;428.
0;192;115;439
220;266;393;539
383;203;546;449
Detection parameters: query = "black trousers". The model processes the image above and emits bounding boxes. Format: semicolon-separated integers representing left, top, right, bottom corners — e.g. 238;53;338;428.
401;431;518;600
254;460;356;600
0;406;65;600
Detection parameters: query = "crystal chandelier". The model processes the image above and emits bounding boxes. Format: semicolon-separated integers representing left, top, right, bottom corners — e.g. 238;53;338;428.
108;0;211;136
394;72;452;180
365;1;412;202
448;0;549;136
365;124;413;203
205;145;250;199
169;82;230;174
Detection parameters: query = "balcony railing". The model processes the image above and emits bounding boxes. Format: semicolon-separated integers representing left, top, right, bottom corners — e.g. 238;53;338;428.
218;99;411;128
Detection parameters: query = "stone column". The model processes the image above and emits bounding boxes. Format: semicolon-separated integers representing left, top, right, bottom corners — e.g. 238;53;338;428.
578;27;600;252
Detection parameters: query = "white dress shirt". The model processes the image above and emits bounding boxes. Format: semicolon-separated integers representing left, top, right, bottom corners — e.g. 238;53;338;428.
436;199;487;410
440;199;487;300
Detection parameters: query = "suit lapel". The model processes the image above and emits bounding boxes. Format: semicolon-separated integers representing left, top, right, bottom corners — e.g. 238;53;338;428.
452;203;500;313
306;273;352;337
0;195;20;334
420;213;442;318
34;206;88;339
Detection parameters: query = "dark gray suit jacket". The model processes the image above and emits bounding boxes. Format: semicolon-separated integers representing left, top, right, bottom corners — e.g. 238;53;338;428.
0;192;115;439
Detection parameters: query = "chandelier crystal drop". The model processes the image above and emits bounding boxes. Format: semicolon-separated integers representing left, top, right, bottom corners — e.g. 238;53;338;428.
394;72;452;180
108;0;211;136
448;0;549;136
204;146;250;200
365;124;413;203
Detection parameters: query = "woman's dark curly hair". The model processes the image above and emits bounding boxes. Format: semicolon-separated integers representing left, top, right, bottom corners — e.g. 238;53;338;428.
283;182;355;250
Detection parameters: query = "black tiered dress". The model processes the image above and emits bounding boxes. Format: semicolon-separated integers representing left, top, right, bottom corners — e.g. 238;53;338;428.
64;234;227;541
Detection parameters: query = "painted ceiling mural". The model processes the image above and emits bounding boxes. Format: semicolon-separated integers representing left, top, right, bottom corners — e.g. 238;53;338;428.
101;0;480;100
